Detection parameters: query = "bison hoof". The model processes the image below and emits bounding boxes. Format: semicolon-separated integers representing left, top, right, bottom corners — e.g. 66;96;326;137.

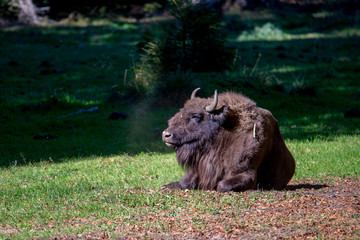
216;181;233;192
161;181;183;190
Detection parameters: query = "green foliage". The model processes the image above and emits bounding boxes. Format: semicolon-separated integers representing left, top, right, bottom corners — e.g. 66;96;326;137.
130;0;235;98
0;0;19;19
143;0;234;73
164;0;235;72
238;22;288;41
143;2;163;15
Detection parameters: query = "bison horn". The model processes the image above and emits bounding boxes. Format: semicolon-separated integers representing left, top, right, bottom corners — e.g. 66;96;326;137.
191;88;201;99
205;89;218;112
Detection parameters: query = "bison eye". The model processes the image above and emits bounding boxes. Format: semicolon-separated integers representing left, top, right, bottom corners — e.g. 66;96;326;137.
190;113;203;122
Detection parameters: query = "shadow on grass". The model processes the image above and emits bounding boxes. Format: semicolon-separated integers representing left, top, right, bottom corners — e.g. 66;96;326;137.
0;12;359;167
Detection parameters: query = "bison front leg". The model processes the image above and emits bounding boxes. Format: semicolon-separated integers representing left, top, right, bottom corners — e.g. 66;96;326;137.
179;168;199;189
162;168;198;190
217;170;256;192
161;181;183;190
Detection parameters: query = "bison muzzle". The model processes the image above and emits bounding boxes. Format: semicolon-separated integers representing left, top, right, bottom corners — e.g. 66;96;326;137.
162;88;295;192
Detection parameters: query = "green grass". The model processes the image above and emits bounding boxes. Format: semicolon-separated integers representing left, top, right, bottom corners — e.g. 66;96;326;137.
0;153;179;238
290;135;360;179
0;9;360;239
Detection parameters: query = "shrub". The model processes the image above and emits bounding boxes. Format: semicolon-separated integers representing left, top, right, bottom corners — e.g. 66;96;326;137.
140;0;235;73
128;0;235;100
0;0;19;19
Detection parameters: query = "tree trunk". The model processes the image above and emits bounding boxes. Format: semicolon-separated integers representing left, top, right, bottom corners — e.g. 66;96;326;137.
18;0;39;25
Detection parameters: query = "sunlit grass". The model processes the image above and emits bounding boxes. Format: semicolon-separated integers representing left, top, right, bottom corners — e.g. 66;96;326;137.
0;135;359;238
233;11;360;42
235;27;360;42
237;22;291;41
270;66;302;74
289;135;360;179
0;153;182;238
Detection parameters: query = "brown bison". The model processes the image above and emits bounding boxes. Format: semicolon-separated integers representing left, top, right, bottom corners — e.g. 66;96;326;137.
162;88;295;192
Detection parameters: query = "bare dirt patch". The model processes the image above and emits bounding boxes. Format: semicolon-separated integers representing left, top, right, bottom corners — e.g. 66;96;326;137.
54;178;359;239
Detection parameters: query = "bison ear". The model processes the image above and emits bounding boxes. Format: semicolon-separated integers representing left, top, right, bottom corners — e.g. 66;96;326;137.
211;105;229;125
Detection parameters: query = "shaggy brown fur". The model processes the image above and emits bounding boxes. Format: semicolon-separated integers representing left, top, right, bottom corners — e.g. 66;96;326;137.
162;90;295;192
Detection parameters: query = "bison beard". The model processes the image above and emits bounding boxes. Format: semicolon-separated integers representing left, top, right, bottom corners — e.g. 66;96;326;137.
162;89;296;192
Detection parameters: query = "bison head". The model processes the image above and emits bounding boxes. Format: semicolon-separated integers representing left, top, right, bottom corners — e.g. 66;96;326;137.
162;88;229;153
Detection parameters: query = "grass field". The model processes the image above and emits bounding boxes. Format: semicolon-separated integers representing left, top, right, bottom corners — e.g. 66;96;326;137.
0;8;360;239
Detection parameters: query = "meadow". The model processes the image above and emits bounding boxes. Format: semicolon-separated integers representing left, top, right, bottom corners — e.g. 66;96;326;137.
0;8;359;239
